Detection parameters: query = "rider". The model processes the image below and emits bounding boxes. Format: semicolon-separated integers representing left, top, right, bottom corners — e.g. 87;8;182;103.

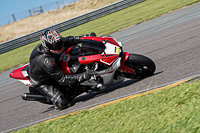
29;29;95;109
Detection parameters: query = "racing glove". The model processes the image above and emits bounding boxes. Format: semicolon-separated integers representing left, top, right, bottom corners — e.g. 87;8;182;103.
77;70;96;82
59;70;95;85
63;36;82;47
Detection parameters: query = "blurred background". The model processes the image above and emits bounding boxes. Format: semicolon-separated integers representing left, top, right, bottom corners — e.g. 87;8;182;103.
0;0;76;26
0;0;119;43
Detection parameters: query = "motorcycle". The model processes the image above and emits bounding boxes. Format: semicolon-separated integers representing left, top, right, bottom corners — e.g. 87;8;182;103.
9;35;156;105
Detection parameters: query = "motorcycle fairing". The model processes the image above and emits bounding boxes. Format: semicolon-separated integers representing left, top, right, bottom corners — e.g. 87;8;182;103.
96;57;121;75
78;37;121;66
60;36;134;76
78;54;119;65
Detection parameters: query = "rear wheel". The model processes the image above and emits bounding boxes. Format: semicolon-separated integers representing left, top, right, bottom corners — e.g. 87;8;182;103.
123;54;156;79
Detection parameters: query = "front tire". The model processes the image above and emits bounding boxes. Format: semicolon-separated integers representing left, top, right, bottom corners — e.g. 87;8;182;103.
123;54;156;79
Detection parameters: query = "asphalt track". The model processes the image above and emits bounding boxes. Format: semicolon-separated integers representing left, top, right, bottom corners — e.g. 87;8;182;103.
1;2;200;132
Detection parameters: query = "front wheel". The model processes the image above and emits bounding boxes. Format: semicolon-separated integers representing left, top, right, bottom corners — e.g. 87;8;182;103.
123;54;156;79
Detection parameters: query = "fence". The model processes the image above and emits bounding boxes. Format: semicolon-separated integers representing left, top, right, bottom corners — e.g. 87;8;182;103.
0;0;75;26
0;0;144;54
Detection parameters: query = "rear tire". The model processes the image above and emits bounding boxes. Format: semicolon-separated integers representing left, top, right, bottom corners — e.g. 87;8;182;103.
123;54;156;79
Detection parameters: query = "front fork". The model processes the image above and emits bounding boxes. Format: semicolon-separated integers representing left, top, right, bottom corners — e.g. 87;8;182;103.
118;52;135;74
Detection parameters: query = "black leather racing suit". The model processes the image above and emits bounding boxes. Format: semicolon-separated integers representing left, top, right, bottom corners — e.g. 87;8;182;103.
29;36;88;109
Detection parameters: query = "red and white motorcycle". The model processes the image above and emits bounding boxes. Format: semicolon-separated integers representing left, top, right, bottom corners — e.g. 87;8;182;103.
10;35;156;104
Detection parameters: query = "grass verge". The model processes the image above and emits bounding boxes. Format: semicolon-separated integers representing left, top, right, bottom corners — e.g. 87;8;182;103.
1;0;200;72
12;80;200;133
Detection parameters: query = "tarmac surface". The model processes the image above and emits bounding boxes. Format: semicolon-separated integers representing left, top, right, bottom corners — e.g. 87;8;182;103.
0;2;200;132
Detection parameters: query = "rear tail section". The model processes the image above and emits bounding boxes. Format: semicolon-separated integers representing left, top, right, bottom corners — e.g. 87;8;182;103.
9;64;32;86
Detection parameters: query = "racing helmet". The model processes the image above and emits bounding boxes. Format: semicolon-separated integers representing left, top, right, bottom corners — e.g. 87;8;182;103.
40;29;64;54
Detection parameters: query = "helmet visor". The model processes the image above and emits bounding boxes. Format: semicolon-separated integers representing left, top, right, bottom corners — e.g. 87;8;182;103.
47;40;64;50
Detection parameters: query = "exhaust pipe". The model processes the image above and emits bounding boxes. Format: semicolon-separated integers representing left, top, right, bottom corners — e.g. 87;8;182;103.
21;93;50;102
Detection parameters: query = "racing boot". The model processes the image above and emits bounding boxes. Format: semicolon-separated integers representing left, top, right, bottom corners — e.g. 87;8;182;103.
38;85;69;110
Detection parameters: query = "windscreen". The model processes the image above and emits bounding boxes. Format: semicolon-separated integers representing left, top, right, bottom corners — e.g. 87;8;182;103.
79;40;105;56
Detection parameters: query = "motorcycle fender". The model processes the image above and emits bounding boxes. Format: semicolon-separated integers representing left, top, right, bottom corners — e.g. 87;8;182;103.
118;52;135;73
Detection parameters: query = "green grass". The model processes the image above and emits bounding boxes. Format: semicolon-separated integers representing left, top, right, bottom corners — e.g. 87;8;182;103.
1;0;200;72
12;80;200;133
